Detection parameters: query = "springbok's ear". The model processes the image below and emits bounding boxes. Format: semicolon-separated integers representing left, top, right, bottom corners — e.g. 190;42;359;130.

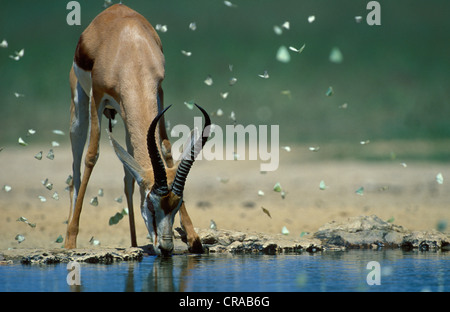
108;131;146;187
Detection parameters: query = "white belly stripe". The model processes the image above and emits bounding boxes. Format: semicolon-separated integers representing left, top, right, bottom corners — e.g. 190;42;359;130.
73;61;121;116
73;62;92;97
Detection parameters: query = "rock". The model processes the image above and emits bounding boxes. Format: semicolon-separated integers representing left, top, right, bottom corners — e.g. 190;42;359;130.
200;232;219;245
230;232;246;242
244;235;259;242
261;241;278;254
228;241;245;253
316;215;406;233
313;215;409;249
402;230;450;251
313;215;450;251
207;244;228;253
196;228;322;254
1;247;143;264
1;215;448;264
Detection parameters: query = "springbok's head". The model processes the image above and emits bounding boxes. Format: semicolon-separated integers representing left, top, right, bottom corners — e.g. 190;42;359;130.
109;104;210;256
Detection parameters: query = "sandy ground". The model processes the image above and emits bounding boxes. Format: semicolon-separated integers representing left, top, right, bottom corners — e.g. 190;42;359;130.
0;140;449;250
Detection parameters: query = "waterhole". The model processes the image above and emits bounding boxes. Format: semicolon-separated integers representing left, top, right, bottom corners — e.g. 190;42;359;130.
1;250;448;292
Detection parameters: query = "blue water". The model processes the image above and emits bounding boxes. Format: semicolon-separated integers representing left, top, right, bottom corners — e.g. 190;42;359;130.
0;250;448;292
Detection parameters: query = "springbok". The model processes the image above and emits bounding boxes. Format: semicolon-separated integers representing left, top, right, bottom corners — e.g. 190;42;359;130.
65;4;210;255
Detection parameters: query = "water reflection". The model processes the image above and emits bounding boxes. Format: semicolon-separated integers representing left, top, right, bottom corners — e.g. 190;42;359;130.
1;250;448;292
111;250;449;292
138;256;201;292
68;255;201;292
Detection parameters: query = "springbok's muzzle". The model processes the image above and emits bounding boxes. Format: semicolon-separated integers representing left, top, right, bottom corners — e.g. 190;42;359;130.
159;234;174;255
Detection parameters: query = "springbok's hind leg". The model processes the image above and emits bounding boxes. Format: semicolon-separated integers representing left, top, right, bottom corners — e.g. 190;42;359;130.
66;70;89;248
65;87;102;249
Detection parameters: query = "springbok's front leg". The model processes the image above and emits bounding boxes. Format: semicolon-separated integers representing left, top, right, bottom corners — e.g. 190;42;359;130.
178;202;203;253
123;133;138;247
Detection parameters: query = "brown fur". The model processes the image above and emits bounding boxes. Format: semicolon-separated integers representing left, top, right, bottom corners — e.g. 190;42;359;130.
65;4;201;252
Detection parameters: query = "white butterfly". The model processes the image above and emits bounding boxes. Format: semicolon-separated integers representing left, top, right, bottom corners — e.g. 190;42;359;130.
181;50;192;57
289;44;306;54
258;70;269;79
9;49;24;61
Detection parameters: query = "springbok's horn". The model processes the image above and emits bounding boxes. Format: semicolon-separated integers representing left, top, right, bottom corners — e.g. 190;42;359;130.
147;105;171;195
171;104;211;196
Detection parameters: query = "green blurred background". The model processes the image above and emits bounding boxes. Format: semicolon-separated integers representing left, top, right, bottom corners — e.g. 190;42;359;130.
0;0;449;160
